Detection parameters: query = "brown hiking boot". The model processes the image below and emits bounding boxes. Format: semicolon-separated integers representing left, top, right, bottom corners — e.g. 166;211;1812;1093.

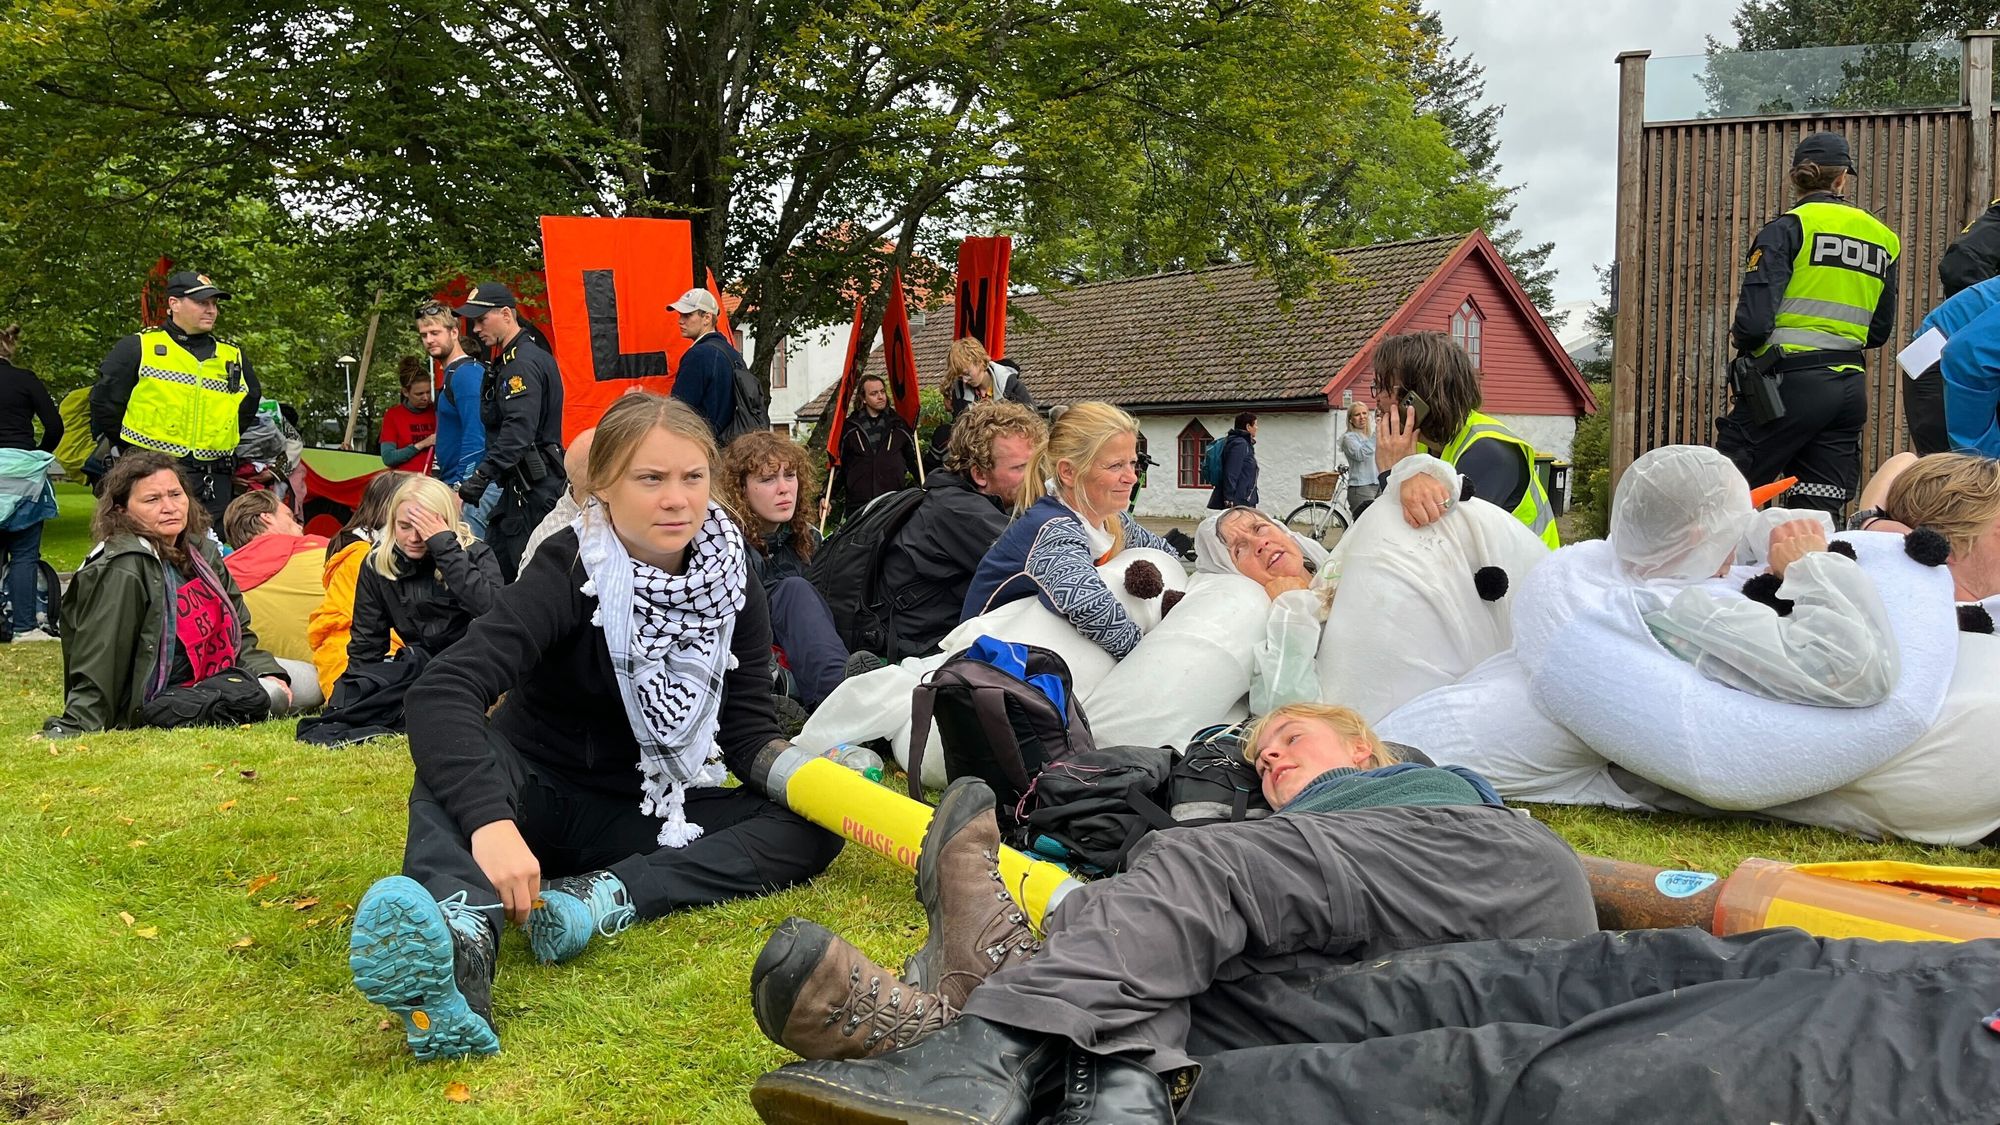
903;776;1043;1007
751;917;958;1061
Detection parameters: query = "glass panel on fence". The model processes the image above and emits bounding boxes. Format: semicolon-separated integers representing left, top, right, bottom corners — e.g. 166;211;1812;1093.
1646;40;1961;122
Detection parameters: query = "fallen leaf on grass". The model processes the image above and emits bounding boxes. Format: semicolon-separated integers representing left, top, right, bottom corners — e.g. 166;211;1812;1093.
116;816;135;826
378;1019;394;1031
59;825;70;838
127;839;148;848
443;1081;471;1104
339;807;355;816
292;897;319;911
284;796;299;803
216;800;237;813
118;911;135;927
239;770;258;781
230;936;254;949
133;927;158;939
245;874;278;896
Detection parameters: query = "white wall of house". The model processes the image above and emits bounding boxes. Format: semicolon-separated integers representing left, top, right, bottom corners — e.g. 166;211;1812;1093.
760;322;862;433
1131;410;1349;521
1491;413;1577;462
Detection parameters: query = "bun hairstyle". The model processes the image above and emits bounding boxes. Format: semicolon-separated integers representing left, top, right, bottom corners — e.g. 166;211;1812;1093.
1790;161;1847;197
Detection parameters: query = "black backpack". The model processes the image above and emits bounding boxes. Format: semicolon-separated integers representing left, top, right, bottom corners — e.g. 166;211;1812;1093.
907;640;1094;830
717;348;770;446
1018;744;1177;876
809;487;930;657
1167;722;1272;826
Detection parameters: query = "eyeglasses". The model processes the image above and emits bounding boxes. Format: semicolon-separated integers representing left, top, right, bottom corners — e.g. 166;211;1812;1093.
415;302;450;318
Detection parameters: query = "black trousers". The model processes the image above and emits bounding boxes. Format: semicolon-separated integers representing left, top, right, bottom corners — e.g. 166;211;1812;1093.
402;728;844;945
960;805;1596;1074
1906;360;1951;455
1715;364;1867;516
1179;928;2000;1125
487;472;566;581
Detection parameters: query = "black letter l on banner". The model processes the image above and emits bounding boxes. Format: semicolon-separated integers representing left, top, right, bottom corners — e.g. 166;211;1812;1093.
584;269;667;381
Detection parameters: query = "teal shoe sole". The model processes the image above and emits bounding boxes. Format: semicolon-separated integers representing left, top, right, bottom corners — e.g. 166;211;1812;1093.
527;890;593;965
349;876;499;1060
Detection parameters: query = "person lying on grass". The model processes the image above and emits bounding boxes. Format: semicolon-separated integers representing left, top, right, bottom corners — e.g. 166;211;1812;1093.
348;393;843;1061
744;701;1596;1123
42;451;294;737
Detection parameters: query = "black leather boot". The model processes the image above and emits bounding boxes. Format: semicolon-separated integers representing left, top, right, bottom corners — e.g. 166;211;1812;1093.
751;1015;1062;1125
1047;1046;1176;1123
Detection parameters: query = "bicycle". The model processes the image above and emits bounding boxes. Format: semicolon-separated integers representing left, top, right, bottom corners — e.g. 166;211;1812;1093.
1283;469;1352;549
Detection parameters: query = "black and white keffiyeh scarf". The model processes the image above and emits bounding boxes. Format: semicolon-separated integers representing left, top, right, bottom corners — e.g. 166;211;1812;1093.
574;499;747;847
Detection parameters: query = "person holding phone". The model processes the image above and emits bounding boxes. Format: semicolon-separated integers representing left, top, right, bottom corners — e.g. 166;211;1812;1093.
1368;331;1559;546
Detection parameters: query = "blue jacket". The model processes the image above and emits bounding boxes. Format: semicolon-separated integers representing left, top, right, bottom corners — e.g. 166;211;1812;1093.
961;494;1172;659
1206;428;1258;510
1940;302;2000;457
673;332;738;438
432;355;487;484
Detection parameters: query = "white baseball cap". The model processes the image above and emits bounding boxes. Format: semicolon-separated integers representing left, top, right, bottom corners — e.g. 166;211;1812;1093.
669;288;720;315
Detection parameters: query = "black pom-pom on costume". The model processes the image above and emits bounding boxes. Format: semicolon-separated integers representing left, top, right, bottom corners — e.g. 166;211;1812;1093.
1460;477;1477;503
1473;566;1509;601
1741;572;1795;617
1124;560;1164;600
1826;539;1857;560
1161;589;1186;617
1905;527;1951;567
1960;604;1995;635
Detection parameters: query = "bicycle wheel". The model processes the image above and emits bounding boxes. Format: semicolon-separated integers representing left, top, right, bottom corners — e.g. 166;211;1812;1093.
1285;502;1348;549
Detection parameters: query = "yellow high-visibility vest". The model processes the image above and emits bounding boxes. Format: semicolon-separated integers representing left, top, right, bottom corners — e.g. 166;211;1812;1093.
120;329;246;460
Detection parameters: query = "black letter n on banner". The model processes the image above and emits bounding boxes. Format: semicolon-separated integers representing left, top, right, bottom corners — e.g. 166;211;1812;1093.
957;278;990;349
584;269;668;381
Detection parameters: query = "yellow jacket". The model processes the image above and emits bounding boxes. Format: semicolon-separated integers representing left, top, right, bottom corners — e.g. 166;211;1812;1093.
307;538;400;698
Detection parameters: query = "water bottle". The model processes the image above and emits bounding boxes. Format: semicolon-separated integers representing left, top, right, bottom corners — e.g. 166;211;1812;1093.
822;743;885;783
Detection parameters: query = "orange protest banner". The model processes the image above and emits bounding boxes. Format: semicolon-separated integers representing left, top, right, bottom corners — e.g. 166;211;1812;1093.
954;237;1011;359
539;216;696;443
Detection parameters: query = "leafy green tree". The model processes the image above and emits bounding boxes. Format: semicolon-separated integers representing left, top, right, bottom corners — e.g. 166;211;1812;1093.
1700;0;1995;116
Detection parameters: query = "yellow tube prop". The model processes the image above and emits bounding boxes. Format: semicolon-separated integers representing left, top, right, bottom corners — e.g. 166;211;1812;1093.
752;744;1084;928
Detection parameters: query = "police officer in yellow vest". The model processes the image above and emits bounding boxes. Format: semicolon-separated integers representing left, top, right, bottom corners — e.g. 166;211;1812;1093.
91;271;262;526
1719;133;1900;518
1368;331;1560;547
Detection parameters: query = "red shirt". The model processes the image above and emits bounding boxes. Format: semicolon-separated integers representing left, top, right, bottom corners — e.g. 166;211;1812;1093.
380;402;437;475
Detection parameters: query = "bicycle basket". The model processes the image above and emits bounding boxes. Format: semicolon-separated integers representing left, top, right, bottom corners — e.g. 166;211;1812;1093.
1299;471;1342;502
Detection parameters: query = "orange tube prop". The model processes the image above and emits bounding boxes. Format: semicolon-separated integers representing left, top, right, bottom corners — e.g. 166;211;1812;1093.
751;744;1084;928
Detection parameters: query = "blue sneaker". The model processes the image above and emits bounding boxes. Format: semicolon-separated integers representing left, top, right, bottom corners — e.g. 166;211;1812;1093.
528;870;636;964
349;876;500;1060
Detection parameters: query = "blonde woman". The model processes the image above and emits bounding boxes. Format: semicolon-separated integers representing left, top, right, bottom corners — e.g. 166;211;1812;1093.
1340;403;1379;510
346;475;502;670
962;401;1172;658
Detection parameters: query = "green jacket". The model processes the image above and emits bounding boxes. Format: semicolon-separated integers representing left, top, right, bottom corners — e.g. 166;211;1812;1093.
48;534;283;733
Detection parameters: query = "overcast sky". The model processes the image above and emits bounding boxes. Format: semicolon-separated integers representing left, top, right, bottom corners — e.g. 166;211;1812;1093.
1427;0;1743;302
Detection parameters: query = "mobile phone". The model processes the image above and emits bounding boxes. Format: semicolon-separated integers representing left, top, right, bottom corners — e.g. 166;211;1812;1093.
1400;390;1431;430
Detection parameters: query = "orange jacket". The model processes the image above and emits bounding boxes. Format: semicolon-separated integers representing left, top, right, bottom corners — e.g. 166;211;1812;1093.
307;538;400;698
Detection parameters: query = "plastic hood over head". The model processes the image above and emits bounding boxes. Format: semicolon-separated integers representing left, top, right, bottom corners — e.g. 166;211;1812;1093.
1194;507;1329;576
1609;445;1755;583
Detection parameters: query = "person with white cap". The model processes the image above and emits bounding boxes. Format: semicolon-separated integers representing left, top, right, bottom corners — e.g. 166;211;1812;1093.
452;281;566;580
91;270;264;526
668;286;739;439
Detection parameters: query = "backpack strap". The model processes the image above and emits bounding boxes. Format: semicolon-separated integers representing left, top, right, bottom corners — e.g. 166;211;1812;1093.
908;683;938;801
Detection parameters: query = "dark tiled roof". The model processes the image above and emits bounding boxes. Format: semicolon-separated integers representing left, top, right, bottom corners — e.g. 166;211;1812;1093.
802;234;1465;420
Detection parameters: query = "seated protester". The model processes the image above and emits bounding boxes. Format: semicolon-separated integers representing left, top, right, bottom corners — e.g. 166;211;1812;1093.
379;357;437;475
346;475;501;673
962;402;1173;659
876;400;1044;661
349;393;841;1061
519;427;592;573
42;452;295;736
1384;445;1939;819
940;336;1034;424
746;702;1595;1112
306;471;412;700
221;490;327;707
1369;331;1560;547
836;374;918;512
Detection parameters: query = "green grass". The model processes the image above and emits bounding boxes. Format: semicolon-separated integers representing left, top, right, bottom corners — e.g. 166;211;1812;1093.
39;483;99;573
0;641;1967;1123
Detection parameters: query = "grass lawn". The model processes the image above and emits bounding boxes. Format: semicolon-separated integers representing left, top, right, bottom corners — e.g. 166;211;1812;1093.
0;641;1968;1123
39;483;100;573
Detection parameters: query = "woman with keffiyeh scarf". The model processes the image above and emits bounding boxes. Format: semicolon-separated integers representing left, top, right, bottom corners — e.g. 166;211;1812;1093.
349;394;842;1062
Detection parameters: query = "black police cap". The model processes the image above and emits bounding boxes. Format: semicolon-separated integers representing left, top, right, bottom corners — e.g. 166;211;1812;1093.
165;271;231;300
452;282;519;318
1792;132;1856;174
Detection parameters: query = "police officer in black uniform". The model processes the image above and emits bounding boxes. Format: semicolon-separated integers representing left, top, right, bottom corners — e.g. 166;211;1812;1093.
452;282;565;580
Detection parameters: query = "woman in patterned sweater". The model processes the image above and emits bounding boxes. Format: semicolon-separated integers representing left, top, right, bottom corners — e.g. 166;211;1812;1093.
961;402;1172;658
